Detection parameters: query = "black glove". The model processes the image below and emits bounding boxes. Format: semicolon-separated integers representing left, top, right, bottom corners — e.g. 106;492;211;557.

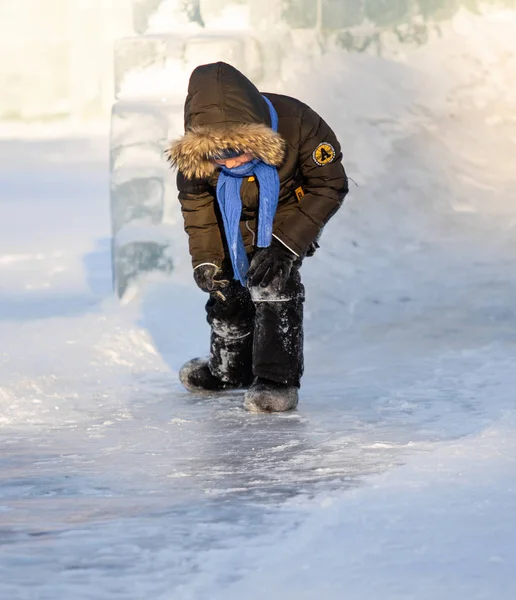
193;263;229;295
247;240;297;289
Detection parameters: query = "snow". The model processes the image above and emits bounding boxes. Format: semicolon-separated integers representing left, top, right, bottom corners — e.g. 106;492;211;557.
209;417;516;600
1;6;516;599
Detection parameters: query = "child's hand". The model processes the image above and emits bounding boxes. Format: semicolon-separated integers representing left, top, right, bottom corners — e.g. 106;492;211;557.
247;240;297;289
193;263;229;296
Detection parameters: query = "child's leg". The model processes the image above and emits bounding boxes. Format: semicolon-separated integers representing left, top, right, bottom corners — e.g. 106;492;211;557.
249;263;305;387
205;279;255;386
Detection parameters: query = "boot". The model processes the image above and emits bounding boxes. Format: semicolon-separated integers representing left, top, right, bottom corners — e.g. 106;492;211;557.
243;377;299;413
179;357;251;393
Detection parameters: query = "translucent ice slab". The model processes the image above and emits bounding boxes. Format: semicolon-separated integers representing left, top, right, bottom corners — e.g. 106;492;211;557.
110;100;182;296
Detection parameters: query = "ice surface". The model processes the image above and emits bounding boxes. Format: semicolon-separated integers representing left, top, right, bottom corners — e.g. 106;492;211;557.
1;6;516;600
209;416;516;600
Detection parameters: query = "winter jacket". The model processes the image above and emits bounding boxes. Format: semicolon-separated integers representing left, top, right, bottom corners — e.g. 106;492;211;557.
167;62;348;268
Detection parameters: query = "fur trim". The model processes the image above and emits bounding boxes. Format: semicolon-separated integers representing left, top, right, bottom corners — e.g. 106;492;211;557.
166;123;286;180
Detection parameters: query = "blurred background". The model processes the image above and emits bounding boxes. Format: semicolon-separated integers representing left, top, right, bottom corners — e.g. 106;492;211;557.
2;0;515;121
2;0;514;294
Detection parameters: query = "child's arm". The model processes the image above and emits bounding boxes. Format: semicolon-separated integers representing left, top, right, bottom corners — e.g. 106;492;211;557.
177;171;225;268
273;106;348;256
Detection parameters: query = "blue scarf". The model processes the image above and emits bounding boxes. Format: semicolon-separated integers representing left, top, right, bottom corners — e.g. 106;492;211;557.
215;95;280;286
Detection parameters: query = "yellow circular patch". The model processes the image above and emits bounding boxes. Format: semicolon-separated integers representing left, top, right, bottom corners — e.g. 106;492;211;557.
313;142;336;166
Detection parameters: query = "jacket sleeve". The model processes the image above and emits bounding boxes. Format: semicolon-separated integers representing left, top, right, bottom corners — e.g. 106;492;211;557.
274;106;348;256
177;171;225;268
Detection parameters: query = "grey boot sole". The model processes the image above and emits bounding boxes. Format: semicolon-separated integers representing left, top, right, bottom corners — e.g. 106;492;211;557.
243;386;299;413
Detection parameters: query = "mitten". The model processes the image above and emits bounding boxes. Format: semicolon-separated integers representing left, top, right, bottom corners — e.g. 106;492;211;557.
247;240;297;289
193;263;229;294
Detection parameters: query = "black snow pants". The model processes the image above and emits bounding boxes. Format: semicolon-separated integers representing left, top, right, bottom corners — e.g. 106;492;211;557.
205;261;304;388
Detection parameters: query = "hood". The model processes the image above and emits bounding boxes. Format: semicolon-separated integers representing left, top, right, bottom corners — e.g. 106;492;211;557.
166;62;286;179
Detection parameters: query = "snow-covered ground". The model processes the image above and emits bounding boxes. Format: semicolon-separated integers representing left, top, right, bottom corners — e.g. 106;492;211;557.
1;8;516;599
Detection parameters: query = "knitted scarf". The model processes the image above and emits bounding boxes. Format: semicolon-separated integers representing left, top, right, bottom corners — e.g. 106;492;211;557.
215;96;280;285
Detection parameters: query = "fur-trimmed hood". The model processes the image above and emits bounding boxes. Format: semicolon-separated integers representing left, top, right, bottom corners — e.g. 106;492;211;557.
166;122;286;180
166;62;286;180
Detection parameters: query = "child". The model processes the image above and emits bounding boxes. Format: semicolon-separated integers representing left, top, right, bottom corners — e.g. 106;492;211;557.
167;62;348;412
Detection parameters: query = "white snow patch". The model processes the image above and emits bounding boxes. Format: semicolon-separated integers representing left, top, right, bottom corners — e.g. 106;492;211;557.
206;413;516;600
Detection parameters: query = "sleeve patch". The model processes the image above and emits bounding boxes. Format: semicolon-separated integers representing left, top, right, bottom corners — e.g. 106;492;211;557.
313;142;336;166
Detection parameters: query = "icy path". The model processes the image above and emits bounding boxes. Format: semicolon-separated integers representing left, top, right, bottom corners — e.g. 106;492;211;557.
0;105;515;599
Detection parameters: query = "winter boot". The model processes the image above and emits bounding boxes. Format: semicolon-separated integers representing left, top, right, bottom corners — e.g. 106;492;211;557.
243;377;299;413
179;357;252;393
